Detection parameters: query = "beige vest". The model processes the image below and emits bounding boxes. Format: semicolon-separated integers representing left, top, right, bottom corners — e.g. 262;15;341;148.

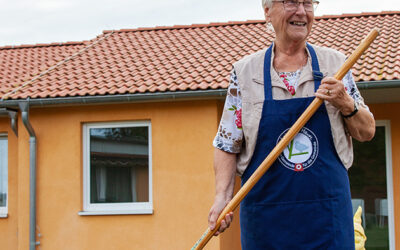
233;44;353;176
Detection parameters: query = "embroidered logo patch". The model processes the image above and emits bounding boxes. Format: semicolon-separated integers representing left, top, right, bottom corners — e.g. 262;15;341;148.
277;127;319;171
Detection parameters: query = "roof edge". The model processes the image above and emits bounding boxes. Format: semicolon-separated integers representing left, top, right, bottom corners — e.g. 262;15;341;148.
0;89;227;108
103;10;400;34
317;10;400;20
0;41;85;50
103;20;266;33
1;80;399;107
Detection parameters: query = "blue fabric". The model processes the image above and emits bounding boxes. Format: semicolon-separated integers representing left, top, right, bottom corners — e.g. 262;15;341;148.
240;44;355;250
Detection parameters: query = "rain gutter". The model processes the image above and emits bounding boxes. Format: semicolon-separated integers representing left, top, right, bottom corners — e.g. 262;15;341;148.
18;101;39;250
357;80;400;90
0;89;227;108
1;81;399;108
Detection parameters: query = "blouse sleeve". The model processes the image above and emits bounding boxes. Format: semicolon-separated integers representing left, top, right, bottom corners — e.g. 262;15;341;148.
342;70;373;115
212;69;244;153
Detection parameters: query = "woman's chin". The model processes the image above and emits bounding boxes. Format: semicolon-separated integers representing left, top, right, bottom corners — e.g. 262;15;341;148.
285;32;309;44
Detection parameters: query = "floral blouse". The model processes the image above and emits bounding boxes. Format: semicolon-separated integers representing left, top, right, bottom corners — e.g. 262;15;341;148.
213;69;369;153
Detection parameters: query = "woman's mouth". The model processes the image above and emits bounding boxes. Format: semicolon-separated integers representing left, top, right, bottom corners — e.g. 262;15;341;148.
289;21;307;26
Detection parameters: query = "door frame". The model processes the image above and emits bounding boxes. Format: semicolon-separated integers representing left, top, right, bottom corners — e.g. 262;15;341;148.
376;120;395;249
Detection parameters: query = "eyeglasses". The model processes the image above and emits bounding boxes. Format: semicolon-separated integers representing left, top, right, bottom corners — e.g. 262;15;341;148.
272;0;319;12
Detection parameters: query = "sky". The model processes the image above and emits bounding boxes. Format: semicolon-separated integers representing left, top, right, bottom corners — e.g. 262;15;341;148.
0;0;398;46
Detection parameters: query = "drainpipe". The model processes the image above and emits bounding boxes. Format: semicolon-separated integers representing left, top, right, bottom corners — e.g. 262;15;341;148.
19;101;39;250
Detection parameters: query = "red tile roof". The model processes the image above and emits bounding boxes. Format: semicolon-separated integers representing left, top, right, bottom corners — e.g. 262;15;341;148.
0;11;399;100
0;41;85;99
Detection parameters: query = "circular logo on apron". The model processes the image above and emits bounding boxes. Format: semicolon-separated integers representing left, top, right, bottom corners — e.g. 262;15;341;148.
276;127;319;171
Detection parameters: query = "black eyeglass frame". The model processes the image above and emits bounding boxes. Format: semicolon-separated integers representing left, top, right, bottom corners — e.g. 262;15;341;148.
271;0;320;12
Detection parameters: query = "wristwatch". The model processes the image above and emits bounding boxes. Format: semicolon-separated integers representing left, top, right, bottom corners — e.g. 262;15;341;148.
342;101;359;118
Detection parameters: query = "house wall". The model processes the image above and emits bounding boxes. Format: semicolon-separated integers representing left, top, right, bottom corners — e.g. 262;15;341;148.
369;102;400;249
10;100;225;250
0;118;18;249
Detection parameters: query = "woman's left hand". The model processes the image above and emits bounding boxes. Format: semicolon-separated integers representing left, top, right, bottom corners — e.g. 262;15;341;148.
315;77;354;113
315;76;375;142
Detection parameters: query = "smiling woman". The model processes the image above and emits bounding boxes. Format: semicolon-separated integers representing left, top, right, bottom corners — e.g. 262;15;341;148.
208;0;376;249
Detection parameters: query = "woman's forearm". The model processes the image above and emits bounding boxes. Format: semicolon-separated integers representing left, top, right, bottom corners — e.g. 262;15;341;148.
343;105;376;142
208;148;237;234
213;148;237;200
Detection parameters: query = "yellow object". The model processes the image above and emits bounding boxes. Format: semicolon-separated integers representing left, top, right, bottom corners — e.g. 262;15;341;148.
354;206;367;250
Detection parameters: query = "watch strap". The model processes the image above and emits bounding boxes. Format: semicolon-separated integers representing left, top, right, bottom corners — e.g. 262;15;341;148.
342;101;359;118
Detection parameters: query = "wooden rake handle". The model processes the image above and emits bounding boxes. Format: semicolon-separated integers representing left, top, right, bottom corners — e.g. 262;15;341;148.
191;28;379;250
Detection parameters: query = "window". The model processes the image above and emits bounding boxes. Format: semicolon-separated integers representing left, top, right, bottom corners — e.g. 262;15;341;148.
349;121;395;249
0;134;8;216
81;121;152;215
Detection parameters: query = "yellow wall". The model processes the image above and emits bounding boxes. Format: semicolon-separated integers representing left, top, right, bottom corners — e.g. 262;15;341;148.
0;118;18;249
2;100;227;250
370;103;400;249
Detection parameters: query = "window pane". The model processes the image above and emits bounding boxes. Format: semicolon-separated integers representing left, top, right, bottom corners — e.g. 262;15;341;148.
0;136;7;208
349;126;389;249
89;127;149;203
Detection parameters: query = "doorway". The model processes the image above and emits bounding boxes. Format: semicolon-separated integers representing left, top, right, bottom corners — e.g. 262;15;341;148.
349;121;395;249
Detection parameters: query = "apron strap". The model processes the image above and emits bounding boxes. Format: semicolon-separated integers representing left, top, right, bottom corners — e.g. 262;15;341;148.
306;43;324;90
263;43;324;100
263;44;274;100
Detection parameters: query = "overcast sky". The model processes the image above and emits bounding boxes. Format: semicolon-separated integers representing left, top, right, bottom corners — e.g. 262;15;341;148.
0;0;398;46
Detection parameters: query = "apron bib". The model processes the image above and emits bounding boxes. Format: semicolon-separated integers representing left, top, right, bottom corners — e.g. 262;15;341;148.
240;44;355;250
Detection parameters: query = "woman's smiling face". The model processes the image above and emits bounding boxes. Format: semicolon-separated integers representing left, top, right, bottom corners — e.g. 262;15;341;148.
265;1;315;45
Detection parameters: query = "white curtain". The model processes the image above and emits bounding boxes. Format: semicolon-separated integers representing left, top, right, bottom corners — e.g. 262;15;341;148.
130;168;137;202
96;166;107;202
0;138;8;207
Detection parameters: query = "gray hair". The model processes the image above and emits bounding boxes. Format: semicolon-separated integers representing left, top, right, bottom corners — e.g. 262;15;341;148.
262;0;273;8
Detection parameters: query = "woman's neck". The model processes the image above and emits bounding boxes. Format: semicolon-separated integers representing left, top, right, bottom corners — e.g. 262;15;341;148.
273;41;308;72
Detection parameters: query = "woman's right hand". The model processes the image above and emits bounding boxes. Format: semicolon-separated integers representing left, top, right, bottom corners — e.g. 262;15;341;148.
208;195;234;236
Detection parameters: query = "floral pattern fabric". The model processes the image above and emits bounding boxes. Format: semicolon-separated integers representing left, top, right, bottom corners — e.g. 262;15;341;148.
213;70;243;153
278;70;301;96
213;69;369;153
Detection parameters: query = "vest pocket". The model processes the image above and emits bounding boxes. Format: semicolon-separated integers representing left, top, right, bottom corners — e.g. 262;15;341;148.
241;198;336;249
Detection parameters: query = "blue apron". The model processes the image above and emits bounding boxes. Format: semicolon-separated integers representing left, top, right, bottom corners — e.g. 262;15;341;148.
240;44;355;250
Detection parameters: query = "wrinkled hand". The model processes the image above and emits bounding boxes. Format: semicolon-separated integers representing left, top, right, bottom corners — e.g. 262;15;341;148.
315;77;354;114
208;196;234;236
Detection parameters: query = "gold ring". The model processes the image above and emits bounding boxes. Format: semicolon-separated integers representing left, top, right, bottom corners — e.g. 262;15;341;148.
326;89;331;95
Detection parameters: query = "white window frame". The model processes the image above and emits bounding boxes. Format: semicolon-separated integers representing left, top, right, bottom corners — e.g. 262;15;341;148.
80;121;152;216
376;120;396;250
0;134;8;217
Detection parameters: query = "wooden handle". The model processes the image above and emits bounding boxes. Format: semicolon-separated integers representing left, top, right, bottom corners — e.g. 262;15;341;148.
191;28;379;250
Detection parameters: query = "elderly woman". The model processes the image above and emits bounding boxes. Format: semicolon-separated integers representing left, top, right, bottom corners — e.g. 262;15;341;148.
208;0;375;249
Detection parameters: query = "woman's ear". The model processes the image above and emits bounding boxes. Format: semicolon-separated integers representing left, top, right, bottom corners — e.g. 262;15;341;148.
264;7;271;22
